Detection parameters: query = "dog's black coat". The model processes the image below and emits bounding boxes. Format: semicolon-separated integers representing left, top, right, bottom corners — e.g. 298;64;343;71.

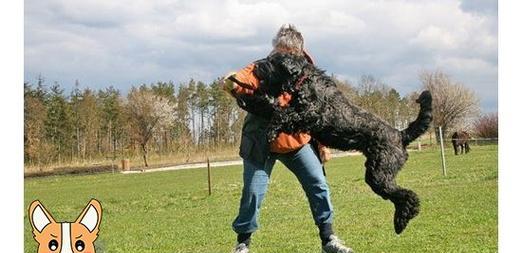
232;53;433;234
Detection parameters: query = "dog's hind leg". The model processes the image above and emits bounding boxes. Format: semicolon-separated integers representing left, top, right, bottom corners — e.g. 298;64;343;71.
363;147;420;234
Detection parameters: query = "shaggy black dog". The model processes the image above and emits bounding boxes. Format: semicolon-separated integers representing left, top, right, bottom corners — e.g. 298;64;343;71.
451;131;471;155
230;52;433;234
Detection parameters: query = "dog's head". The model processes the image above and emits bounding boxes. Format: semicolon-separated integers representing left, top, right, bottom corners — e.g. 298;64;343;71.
253;52;310;96
28;199;102;253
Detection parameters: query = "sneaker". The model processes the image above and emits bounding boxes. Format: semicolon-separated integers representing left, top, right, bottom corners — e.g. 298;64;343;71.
232;243;249;253
322;235;354;253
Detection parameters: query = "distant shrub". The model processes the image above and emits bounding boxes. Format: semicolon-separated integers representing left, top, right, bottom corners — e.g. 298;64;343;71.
473;112;498;138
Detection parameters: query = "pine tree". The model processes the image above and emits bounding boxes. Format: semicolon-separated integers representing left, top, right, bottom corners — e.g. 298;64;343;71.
98;86;125;161
209;79;235;146
70;80;82;159
44;83;74;163
24;83;49;166
187;79;198;144
174;84;193;153
196;81;209;146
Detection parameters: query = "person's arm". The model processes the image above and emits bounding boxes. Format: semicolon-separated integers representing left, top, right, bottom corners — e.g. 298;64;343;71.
222;63;259;96
222;62;277;119
318;143;332;163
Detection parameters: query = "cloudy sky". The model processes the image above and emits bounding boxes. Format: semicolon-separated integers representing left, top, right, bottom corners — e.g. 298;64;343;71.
24;0;498;112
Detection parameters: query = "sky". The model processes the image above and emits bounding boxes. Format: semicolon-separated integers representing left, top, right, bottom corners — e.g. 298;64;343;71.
24;0;498;112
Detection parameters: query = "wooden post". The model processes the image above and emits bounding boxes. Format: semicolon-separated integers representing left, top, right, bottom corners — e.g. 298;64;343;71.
417;140;422;151
438;127;447;176
111;159;114;174
207;157;212;195
112;138;116;174
121;159;130;171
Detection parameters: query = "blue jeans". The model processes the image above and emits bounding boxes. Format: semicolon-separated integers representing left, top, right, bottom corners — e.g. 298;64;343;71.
232;144;334;234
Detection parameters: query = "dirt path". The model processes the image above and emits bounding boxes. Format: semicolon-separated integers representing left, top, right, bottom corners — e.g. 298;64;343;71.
121;151;362;174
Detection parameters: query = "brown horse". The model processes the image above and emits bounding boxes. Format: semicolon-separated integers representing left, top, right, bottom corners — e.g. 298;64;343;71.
451;131;471;155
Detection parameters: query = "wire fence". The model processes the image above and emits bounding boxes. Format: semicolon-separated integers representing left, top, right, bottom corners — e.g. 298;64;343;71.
25;133;498;177
429;126;497;176
405;136;498;150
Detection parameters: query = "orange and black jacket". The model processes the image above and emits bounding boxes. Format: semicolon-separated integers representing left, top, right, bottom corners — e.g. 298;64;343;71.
227;52;315;160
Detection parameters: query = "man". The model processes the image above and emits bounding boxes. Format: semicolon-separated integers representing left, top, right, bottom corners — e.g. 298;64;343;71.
222;24;353;253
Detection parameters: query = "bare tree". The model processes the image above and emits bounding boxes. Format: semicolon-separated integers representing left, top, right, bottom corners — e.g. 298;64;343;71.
332;75;357;100
398;91;422;130
473;112;498;138
420;70;480;140
127;88;176;167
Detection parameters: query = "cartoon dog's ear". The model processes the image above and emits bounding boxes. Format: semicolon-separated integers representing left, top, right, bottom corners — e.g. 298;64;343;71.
75;199;102;234
28;200;56;234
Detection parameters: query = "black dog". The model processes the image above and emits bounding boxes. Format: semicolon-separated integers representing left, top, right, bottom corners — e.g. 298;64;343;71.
230;52;433;234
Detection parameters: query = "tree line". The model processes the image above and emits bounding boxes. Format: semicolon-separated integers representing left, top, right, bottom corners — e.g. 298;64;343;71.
24;70;487;170
24;77;246;169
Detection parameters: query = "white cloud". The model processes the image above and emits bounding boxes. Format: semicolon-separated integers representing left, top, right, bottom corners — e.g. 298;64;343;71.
411;26;461;50
24;0;498;112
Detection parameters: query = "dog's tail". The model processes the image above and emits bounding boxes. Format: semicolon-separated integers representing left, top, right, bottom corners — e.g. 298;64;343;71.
400;90;433;146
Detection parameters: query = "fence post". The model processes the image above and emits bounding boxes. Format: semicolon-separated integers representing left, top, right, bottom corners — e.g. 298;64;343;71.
207;157;212;196
438;127;447;176
121;159;130;171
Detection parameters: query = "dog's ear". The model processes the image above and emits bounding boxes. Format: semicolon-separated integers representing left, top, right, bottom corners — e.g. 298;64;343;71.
74;199;102;234
254;57;279;80
28;200;56;234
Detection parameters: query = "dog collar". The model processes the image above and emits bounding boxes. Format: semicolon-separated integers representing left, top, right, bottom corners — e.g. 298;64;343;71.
294;74;307;90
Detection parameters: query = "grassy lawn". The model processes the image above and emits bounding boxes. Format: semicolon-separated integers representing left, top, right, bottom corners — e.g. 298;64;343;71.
24;145;497;253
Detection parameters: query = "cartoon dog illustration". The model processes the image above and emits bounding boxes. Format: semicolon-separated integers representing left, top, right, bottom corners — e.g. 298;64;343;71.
28;199;102;253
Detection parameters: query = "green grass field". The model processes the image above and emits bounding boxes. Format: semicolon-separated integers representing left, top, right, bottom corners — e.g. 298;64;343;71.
24;145;497;253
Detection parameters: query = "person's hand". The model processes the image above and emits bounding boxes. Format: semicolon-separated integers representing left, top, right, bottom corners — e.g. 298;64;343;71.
319;146;332;163
222;72;237;95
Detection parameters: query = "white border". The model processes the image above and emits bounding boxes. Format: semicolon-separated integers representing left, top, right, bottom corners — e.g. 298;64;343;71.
0;0;23;252
5;0;515;252
499;0;522;252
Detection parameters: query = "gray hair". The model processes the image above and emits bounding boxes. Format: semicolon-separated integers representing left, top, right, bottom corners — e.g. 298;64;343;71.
271;24;304;56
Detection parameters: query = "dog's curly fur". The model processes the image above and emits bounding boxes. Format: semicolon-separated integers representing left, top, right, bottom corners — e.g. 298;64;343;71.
233;52;433;234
